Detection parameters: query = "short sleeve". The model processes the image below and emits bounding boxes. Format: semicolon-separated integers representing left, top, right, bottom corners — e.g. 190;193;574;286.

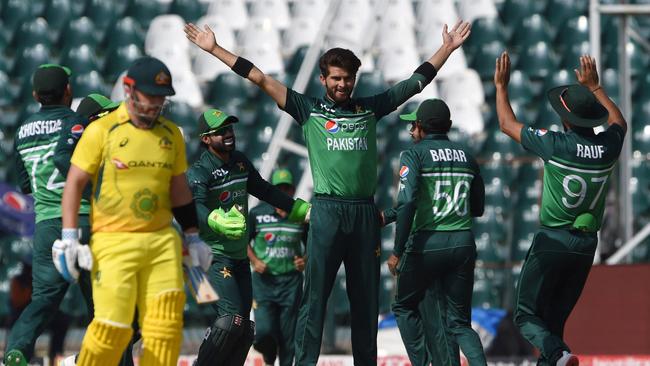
520;127;556;161
70;121;105;175
602;124;626;153
282;88;316;125
171;125;187;176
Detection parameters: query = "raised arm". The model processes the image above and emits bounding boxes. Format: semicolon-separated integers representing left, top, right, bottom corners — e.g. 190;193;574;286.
494;51;524;143
184;23;289;109
574;55;627;133
427;20;472;71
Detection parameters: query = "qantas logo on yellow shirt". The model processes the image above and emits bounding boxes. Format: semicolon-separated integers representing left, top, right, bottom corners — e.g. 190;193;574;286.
111;158;172;170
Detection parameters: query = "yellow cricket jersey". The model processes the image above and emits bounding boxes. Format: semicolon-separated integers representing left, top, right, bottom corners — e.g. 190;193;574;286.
71;103;187;233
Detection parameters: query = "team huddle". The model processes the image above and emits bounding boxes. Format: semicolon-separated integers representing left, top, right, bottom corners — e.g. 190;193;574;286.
3;17;626;366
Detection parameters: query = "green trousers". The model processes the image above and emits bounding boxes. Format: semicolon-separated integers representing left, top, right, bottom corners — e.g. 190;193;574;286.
514;227;597;365
420;284;460;366
294;196;381;366
207;255;253;318
252;271;303;366
5;217;92;360
392;231;486;366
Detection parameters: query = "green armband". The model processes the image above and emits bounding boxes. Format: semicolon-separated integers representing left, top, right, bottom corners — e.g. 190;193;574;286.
288;199;311;223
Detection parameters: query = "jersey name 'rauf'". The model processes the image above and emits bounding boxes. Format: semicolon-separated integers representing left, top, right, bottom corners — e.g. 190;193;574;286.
576;143;605;159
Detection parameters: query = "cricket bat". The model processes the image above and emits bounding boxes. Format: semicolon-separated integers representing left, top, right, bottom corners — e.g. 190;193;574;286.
183;253;219;304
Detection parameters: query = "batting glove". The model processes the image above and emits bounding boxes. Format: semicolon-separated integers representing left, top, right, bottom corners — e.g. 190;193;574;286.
288;199;311;223
184;232;213;272
53;229;80;283
207;207;246;240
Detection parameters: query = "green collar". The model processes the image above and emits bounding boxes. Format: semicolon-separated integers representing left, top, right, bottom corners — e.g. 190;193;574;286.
423;133;449;141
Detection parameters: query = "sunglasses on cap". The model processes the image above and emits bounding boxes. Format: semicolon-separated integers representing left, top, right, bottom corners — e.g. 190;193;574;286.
202;125;234;137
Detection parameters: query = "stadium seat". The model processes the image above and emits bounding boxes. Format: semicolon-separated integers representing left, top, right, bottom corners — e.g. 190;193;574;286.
207;73;249;106
60;17;99;48
169;0;203;23
534;100;561;130
543;69;573;94
103;44;143;84
509;14;552;52
249;0;290;30
73;71;108;97
499;0;546;34
106;17;145;52
601;68;620;104
515;41;557;80
1;0;32;41
207;0;249;31
190;15;235;82
127;0;169;29
439;69;484;106
375;17;417;53
240;17;281;51
85;0;120;37
61;45;100;74
481;124;524;159
376;43;420;83
328;0;373;50
168;69;204;108
559;41;590;70
70;0;87;17
379;0;415;26
44;0;72;42
12;18;51;49
464;17;505;60
555;16;589;53
283;17;320;58
354;72;389;98
292;0;330;24
145;14;190;55
0;72;13;108
457;0;497;23
471;40;506;79
11;44;51;79
506;70;534;104
604;40;649;77
545;0;588;31
447;101;484;136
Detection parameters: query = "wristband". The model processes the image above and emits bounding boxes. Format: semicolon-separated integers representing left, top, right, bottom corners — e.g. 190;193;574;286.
232;57;254;78
172;201;199;231
413;62;437;84
62;228;79;240
591;86;602;93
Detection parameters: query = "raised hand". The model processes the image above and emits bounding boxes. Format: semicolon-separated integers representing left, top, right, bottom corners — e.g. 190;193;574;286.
442;20;472;50
184;23;217;53
494;51;511;88
575;55;600;91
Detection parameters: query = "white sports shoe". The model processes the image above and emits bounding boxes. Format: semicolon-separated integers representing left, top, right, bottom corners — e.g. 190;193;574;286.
557;351;579;366
60;354;77;366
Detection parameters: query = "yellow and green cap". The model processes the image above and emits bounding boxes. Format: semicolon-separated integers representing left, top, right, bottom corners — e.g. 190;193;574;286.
198;108;239;136
271;169;293;186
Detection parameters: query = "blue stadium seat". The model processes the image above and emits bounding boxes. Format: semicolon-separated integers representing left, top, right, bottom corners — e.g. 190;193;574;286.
44;0;73;42
170;0;203;22
11;44;51;79
61;45;100;74
103;44;143;83
509;14;553;52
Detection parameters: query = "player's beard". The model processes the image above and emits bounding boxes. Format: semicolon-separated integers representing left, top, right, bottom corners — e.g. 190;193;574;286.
209;134;236;155
326;84;352;104
128;94;166;128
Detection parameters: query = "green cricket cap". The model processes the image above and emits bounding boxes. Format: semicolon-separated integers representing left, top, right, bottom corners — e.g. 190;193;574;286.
271;169;293;186
32;64;72;93
76;94;120;118
198;108;239;136
123;56;175;96
399;99;451;130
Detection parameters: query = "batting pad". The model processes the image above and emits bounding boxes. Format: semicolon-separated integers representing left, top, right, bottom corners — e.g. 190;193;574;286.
77;320;133;366
140;290;186;366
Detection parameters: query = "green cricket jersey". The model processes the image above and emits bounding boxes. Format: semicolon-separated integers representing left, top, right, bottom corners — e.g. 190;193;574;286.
393;134;485;255
520;125;625;231
13;105;90;222
283;73;432;198
248;202;306;275
187;149;295;259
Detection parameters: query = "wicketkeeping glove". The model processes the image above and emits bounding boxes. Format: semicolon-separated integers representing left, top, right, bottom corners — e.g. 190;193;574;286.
207;207;246;240
52;239;80;283
184;232;213;271
288;198;311;223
